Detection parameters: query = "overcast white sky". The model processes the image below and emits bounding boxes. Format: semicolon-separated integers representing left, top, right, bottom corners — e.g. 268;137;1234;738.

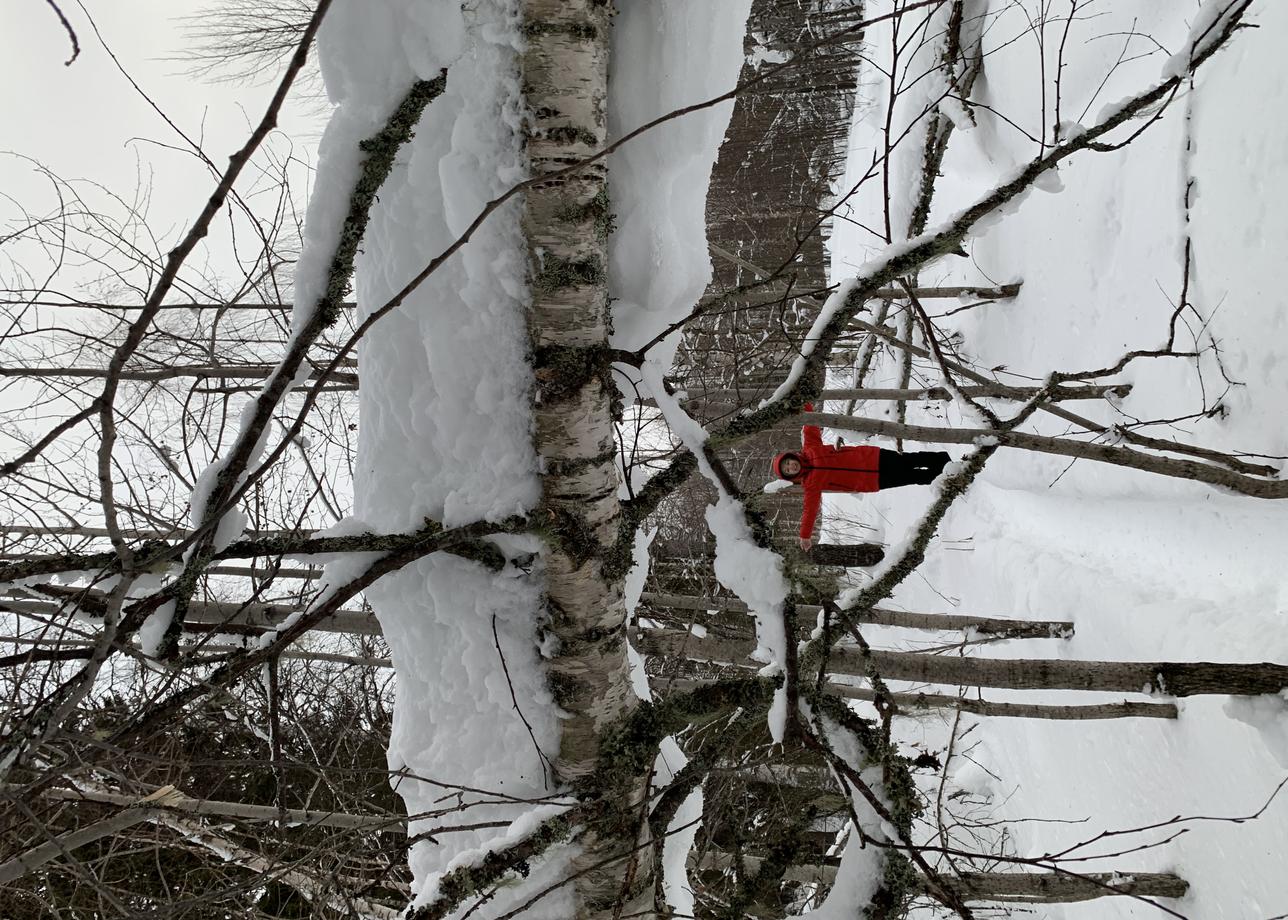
0;1;330;451
1;1;323;298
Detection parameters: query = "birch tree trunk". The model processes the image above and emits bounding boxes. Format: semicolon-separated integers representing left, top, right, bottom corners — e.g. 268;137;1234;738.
0;806;163;885
521;2;648;914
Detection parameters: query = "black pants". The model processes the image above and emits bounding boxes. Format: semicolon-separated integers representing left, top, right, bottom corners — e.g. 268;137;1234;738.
877;449;951;489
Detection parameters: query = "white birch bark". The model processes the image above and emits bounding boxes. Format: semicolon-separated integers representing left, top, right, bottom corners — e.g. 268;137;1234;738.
521;2;649;914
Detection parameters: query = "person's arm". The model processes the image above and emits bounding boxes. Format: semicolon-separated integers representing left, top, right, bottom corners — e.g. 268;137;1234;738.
799;482;820;545
802;401;823;449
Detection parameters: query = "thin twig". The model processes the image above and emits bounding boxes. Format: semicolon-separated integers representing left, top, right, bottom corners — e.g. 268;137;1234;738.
42;0;80;65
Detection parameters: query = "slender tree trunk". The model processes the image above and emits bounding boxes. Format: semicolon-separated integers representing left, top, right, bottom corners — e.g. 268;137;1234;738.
811;412;1288;498
655;677;1177;720
0;597;379;636
892;306;915;450
677;384;1122;413
694;854;1187;902
638;628;1288;697
0;634;390;669
640;592;1074;639
28;286;1017;313
21;301;356;311
26;784;402;831
654;675;1179;716
150;811;402;919
0;525;301;539
693;281;1020;317
0;805;163;885
196;565;322;580
0;363;355;384
521;2;648;914
851;649;1288;696
945;871;1189;903
827;686;1178;720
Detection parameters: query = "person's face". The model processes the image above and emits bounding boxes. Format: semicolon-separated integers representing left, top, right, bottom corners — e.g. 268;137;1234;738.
780;457;802;479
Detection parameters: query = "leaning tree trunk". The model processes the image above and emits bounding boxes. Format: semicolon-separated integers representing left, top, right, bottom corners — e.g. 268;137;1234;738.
807;541;886;568
521;2;648;914
811;412;1288;498
639;629;1288;697
692;856;1187;904
656;677;1177;720
639;592;1074;639
850;649;1288;696
944;871;1189;904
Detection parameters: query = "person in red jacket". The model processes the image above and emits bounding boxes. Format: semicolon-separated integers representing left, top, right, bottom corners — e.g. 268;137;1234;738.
772;404;951;549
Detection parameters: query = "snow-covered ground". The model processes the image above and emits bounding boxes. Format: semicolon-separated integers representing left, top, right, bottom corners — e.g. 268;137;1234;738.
828;3;1288;916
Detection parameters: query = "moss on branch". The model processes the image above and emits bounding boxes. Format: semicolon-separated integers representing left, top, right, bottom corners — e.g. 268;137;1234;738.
407;812;577;920
322;74;447;326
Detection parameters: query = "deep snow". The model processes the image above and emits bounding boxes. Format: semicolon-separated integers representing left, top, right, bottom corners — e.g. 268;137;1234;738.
827;2;1288;917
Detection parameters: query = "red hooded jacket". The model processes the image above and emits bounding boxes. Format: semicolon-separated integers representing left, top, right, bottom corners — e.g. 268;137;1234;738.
773;404;881;539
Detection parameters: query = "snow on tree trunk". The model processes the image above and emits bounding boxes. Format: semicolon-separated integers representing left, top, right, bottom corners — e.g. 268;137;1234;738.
325;1;572;914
